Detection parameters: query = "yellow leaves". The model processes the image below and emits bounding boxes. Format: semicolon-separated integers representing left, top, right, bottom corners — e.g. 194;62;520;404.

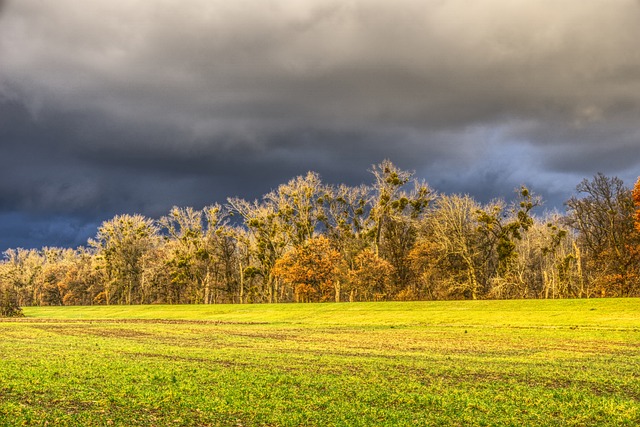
348;248;394;302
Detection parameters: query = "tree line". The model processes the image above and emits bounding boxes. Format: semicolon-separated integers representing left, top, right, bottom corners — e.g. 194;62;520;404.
2;160;640;313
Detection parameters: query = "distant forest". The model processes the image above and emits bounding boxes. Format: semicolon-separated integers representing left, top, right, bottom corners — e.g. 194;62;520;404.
2;160;640;313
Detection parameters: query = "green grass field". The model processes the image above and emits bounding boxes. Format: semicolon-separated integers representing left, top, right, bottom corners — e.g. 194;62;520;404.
1;299;639;426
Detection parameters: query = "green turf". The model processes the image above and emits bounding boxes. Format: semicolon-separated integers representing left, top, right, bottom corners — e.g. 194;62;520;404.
1;299;639;426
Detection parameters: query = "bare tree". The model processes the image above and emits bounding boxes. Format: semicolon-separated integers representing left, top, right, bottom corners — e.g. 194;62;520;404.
227;197;288;303
565;173;639;296
90;214;159;305
425;194;485;299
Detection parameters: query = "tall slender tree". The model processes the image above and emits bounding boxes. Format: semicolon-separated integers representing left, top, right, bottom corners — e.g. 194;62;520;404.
90;214;159;305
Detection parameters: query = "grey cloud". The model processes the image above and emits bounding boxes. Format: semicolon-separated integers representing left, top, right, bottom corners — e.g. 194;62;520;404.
4;0;640;131
1;0;640;250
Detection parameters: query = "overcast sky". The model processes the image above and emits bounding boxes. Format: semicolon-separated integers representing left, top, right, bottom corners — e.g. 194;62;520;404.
1;0;640;251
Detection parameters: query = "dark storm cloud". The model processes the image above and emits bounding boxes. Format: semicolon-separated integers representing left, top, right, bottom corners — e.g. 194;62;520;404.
0;212;98;250
1;0;640;250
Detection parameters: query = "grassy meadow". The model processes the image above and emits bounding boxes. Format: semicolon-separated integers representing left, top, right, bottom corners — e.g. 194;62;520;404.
0;299;639;426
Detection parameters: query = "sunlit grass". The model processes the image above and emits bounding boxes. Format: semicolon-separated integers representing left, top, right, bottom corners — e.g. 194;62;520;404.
1;299;639;426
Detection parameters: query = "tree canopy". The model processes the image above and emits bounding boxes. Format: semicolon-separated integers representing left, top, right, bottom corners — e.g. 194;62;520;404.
2;162;640;311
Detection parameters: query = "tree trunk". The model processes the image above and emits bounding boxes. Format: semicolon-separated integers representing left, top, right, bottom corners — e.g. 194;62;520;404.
238;260;244;304
544;271;549;299
203;270;211;304
574;242;585;298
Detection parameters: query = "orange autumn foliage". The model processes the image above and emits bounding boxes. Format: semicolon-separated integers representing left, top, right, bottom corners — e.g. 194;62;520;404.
273;236;344;303
633;177;640;233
